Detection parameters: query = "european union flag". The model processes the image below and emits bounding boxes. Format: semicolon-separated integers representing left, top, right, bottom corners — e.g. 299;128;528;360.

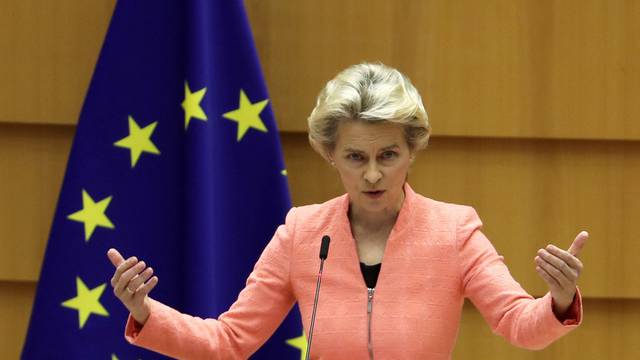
22;0;304;358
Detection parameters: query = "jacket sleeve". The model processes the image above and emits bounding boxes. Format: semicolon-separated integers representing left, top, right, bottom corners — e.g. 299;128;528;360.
123;207;299;359
457;206;582;350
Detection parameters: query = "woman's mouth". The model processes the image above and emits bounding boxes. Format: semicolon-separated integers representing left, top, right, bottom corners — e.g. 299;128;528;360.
363;190;385;199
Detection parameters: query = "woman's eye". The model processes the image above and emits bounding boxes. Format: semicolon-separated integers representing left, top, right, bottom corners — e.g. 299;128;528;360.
347;153;363;161
381;151;397;160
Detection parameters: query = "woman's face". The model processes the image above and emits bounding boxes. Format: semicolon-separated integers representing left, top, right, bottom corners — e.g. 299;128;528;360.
328;120;415;216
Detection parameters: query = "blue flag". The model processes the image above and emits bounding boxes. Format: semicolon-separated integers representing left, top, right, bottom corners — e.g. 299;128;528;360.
22;0;304;358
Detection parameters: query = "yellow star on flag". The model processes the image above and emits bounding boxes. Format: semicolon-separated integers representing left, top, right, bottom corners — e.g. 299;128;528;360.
61;277;109;329
114;116;160;168
182;81;208;129
222;89;269;141
286;332;308;360
67;189;114;241
281;169;288;176
111;354;119;360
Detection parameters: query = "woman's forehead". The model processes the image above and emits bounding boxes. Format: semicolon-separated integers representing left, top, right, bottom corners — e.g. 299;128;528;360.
335;121;406;149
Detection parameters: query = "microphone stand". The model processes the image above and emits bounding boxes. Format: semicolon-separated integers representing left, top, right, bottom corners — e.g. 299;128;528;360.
305;235;330;360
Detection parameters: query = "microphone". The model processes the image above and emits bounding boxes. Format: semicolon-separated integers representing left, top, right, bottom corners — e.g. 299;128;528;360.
305;235;330;360
319;235;330;260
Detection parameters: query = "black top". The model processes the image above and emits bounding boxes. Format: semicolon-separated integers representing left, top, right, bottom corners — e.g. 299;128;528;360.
359;262;382;289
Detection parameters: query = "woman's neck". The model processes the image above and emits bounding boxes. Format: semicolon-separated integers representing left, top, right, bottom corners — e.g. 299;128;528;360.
348;190;405;233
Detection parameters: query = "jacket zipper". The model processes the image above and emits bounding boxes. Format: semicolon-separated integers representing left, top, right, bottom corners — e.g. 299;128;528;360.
367;287;375;360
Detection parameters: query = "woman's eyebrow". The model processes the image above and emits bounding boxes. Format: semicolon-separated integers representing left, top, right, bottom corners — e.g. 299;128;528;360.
343;144;399;153
380;144;400;150
343;147;364;153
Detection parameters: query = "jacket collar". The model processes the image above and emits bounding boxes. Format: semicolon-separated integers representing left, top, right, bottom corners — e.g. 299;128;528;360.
334;182;416;242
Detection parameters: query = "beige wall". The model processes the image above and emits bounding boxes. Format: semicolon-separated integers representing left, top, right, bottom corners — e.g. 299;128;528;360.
1;0;638;358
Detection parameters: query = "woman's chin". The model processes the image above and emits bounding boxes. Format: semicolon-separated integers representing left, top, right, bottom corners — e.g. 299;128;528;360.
358;196;389;210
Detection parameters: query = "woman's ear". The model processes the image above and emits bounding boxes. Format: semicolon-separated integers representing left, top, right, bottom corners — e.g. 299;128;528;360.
326;152;336;167
310;138;334;165
321;145;335;166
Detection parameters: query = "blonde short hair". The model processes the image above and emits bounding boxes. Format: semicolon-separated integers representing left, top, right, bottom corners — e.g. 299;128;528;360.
307;62;431;155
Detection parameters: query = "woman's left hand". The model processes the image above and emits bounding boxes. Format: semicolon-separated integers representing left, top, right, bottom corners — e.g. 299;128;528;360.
534;231;588;317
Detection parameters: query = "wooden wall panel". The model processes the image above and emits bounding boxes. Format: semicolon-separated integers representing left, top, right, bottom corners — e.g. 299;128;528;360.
0;281;37;360
0;124;74;281
0;0;115;124
281;133;640;298
3;0;639;142
246;0;640;140
454;298;640;359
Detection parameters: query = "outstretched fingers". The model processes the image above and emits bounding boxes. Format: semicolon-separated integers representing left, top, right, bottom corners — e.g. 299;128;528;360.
535;252;573;288
546;245;583;276
114;261;145;296
535;264;561;290
134;276;159;298
128;267;154;292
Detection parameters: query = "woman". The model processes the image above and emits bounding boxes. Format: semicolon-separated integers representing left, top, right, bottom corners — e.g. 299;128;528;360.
108;63;586;359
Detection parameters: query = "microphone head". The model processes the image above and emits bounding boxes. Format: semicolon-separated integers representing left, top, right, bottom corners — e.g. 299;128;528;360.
319;235;331;260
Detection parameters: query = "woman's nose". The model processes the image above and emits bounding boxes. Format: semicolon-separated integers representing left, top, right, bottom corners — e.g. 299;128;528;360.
364;163;382;184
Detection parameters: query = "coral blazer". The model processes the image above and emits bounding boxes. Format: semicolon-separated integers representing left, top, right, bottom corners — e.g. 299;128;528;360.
124;183;582;359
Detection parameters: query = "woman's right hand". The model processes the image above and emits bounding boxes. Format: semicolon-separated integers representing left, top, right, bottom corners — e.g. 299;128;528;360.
107;248;159;325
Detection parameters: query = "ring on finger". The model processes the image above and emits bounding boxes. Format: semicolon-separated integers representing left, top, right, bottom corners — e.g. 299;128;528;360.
126;287;135;295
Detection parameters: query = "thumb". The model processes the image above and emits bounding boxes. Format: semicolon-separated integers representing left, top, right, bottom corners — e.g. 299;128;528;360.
107;248;125;267
568;231;589;257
